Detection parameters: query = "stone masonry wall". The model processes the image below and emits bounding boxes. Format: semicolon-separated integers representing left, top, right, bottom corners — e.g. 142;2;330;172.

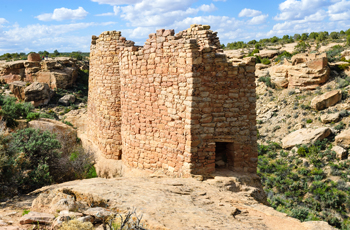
88;31;123;159
88;25;257;176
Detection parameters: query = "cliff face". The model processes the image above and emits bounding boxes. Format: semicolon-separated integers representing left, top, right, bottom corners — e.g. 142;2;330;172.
0;57;79;89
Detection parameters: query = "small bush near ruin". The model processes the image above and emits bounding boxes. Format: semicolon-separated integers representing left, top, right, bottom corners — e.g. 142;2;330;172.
0;128;96;197
258;76;275;89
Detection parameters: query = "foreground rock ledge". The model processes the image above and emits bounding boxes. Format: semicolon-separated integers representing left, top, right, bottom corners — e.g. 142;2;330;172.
29;171;334;230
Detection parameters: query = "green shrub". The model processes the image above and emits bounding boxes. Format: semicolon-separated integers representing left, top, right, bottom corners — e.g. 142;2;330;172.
262;58;271;65
294;41;311;53
9;128;61;192
63;121;74;127
258;76;275;88
339;63;350;71
334;121;346;131
26;112;40;122
22;209;30;216
297;146;308;157
290;207;310;221
0;96;34;127
298;168;310;176
306;119;313;123
275;51;293;63
3;84;9;89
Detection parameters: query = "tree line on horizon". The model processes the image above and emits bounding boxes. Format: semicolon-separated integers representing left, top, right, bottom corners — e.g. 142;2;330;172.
223;28;350;50
0;50;89;62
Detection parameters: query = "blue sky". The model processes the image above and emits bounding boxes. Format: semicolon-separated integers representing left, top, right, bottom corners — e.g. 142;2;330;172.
1;0;350;54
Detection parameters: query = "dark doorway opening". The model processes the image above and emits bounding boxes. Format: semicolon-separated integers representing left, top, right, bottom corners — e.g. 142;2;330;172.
215;142;234;169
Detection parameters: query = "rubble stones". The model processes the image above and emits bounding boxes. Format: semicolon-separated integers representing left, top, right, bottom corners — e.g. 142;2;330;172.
58;94;76;106
19;212;55;225
83;207;114;221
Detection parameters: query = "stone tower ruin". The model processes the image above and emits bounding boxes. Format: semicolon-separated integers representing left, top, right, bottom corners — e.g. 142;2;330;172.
87;24;258;177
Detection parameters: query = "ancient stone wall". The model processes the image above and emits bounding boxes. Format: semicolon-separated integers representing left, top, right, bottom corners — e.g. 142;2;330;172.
88;25;257;177
88;31;122;159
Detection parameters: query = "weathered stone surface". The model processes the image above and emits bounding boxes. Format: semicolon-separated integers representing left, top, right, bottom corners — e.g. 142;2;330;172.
32;189;88;213
10;81;52;107
282;127;332;149
88;25;258;176
332;146;348;160
19;212;55;225
223;50;244;59
29;175;334;230
64;109;87;136
269;53;330;89
320;113;340;123
9;81;27;100
0;220;8;226
255;64;270;78
28;118;77;154
0;227;24;230
311;90;342;110
27;53;41;62
59;210;83;218
77;216;95;223
335;129;350;148
256;50;279;59
302;221;336;230
58;94;76;106
0;58;79;89
24;82;51;107
83;207;114;221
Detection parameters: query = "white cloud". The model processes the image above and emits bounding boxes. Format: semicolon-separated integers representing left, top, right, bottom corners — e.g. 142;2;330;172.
328;0;350;21
0;21;116;53
248;14;269;25
329;10;350;20
19;9;22;12
274;0;332;20
0;18;8;25
115;0;215;27
238;8;262;17
198;3;217;12
328;0;350;14
36;7;88;21
96;6;120;16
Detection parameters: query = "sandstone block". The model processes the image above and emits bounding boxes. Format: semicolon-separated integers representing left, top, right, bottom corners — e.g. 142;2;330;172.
332;146;347;160
335;129;350;148
20;212;55;225
58;94;76;106
282;127;331;149
320;113;340;123
27;53;42;62
311;90;342;110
